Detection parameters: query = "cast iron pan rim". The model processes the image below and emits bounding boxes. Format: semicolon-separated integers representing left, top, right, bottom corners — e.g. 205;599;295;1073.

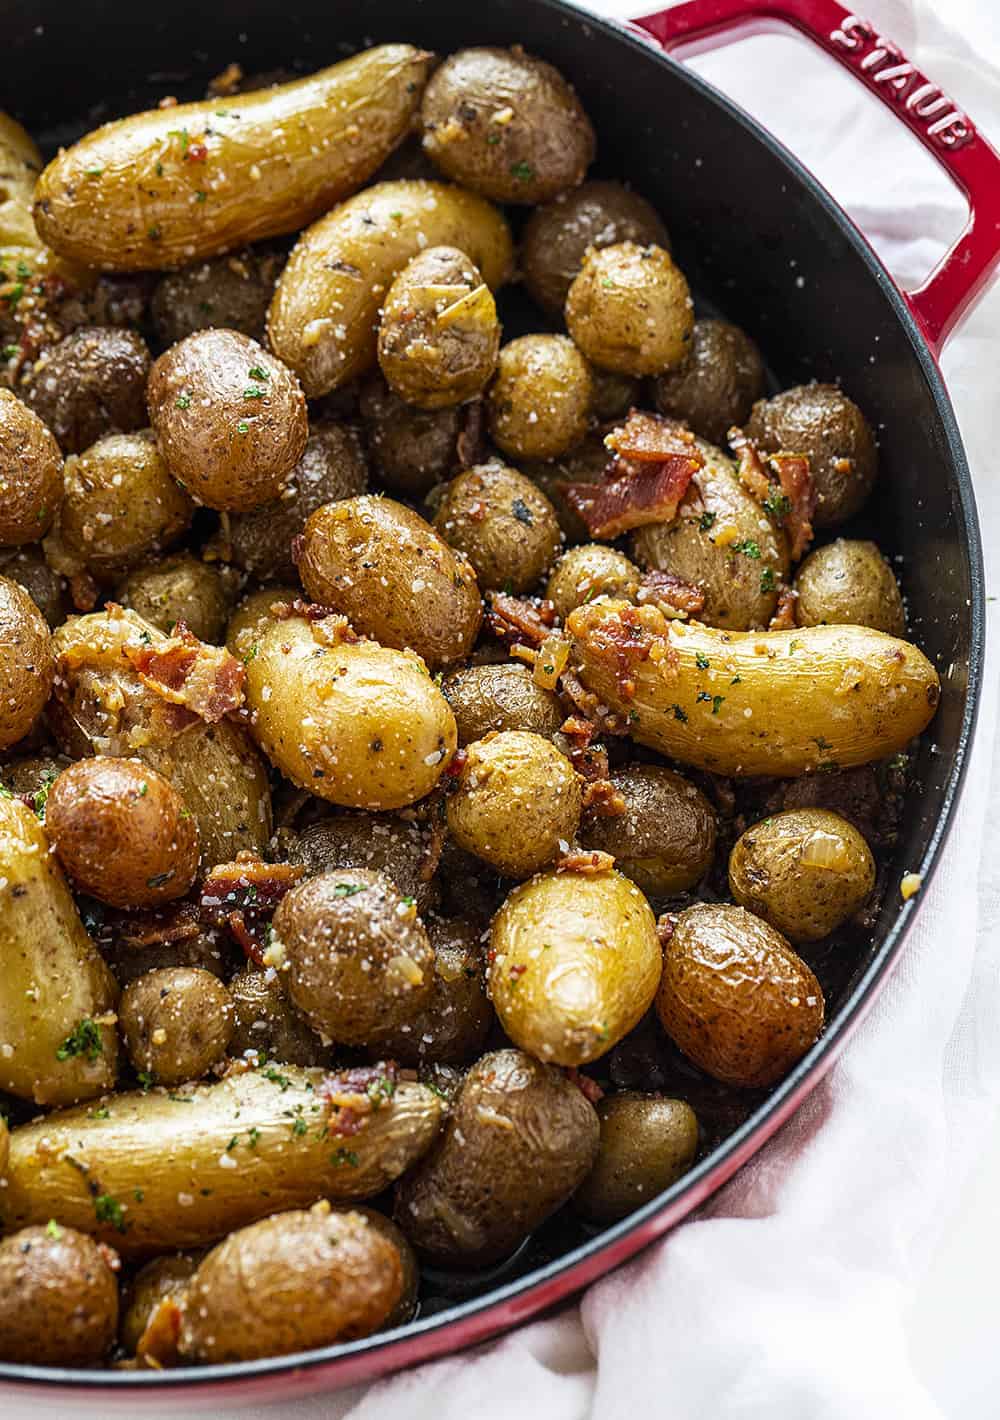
0;0;984;1392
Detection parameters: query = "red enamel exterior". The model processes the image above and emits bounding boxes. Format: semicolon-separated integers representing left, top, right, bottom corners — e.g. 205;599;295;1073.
633;0;1000;357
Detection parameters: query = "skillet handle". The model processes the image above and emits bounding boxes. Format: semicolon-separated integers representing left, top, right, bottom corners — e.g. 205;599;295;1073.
631;0;1000;356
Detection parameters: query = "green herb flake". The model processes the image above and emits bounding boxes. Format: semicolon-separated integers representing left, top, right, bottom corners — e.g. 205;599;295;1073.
332;882;366;898
247;1127;261;1148
242;385;266;399
138;781;148;797
195;190;207;202
730;675;742;686
331;1148;360;1168
401;895;416;907
137;1070;155;1091
263;1065;292;1091
759;567;776;593
486;133;500;146
147;870;173;890
94;1194;126;1233
45;1219;63;1239
84;166;104;177
695;651;710;670
89;1106;110;1120
763;491;792;519
236;420;250;434
148;224;162;241
134;1188;145;1202
711;694;725;715
247;365;270;381
291;1116;308;1137
699;511;716;532
813;735;833;752
2;344;19;359
56;1018;103;1063
509;160;534;182
175;392;192;410
732;539;761;559
226;1134;239;1152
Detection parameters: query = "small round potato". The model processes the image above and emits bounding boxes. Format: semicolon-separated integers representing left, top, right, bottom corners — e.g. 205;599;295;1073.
118;552;238;643
378;245;500;409
728;807;876;943
566;241;693;377
486;334;592;462
177;1202;404;1363
420;47;595;204
100;915;231;991
120;1252;200;1357
652;318;765;445
794;537;906;635
225;420;369;582
298;495;481;669
0;575;54;750
447;731;582;878
434;461;562;593
656;902;825;1088
359;373;464;497
546;544;640;623
745;383;877;528
224;584;298;660
0;1224;119;1365
580;764;716;897
287;810;440;918
45;758;199;908
0;388;63;544
0;545;65;626
151;247;285;347
52;430;194;581
273;869;435;1046
228;965;327;1067
521;180;669;317
574;1093;699;1222
490;867;661;1066
146;329;308;511
442;661;564;744
120;966;234;1086
395;1048;598;1267
20;326;151;454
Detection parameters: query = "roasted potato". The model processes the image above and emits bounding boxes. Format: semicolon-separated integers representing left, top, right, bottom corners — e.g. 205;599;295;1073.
177;1202;403;1363
120;1252;200;1356
20;326;151;454
285;810;440;918
120;967;234;1085
151;246;285;347
0;544;65;625
117;552;238;643
580;764;716;897
352;1207;419;1328
268;180;514;397
0;111;44;249
546;543;640;623
566;241;693;376
442;661;564;744
434;461;562;593
630;437;789;630
378;245;500;408
744;383;877;527
420;47;595;204
224;584;297;659
794;537;906;635
395;1048;599;1267
521;180;669;316
359;373;465;497
446;730;582;878
567;599;939;777
728;807;876;943
573;1093;699;1222
489;866;661;1065
656;902;825;1087
0;1224;119;1365
146;328;307;512
228;965;327;1067
34;46;434;270
272;869;435;1046
0;387;63;543
590;367;641;421
486;334;593;462
0;574;53;748
100;911;231;991
0;1066;443;1255
1;751;69;802
0;793;119;1106
298;495;481;669
652;318;765;445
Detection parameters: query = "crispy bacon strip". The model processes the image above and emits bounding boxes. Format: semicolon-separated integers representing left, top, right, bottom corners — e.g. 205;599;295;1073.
559;718;626;817
636;569;706;618
768;584;798;631
730;428;816;561
126;624;244;722
579;603;679;702
556;848;616;874
318;1062;399;1138
200;855;305;924
564;410;702;539
137;1297;183;1368
486;592;556;650
558;666;630;737
115;902;202;952
566;1067;605;1104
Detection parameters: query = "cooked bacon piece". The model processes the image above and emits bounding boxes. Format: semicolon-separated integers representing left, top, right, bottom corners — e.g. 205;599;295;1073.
126;624;244;723
559;714;596;749
771;452;815;560
68;570;100;612
577;602;680;702
636;569;706;618
226;909;265;967
565;1067;604;1104
556;847;616;874
115;901;202;951
768;583;798;631
565;410;703;539
605;410;698;463
558;666;629;737
486;592;556;650
558;725;626;817
582;777;627;817
200;854;305;925
319;1062;399;1137
656;912;677;948
730;427;772;503
137;1296;183;1367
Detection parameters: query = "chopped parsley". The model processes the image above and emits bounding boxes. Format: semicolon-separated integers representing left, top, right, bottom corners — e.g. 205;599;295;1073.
242;385;266;399
509;160;534;182
89;1106;110;1120
697;690;725;714
84;166;103;177
247;365;270;381
56;1018;103;1063
695;652;710;670
813;735;833;752
147;224;162;241
45;1219;62;1239
759;567;776;593
331;1148;360;1168
763;491;792;519
699;511;716;532
176;393;192;410
94;1194;126;1232
486;132;501;145
263;1065;292;1091
332;882;366;898
146;870;173;889
731;539;761;559
247;1127;261;1148
291;1116;308;1137
137;1070;155;1091
236;420;250;434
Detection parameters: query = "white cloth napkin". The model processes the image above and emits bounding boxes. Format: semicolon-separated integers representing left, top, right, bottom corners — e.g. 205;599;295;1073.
12;2;1000;1416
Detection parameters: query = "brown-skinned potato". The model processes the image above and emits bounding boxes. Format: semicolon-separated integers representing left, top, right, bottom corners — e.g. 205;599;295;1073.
20;326;151;454
434;461;562;594
442;661;564;744
283;810;441;918
117;552;238;643
546;543;640;623
227;965;327;1068
120;1252;201;1356
652;318;765;445
120;967;234;1085
150;246;285;347
566;241;694;376
573;1094;699;1222
486;334;593;462
0;544;65;626
359;373;465;498
0;575;53;749
0;387;63;543
580;764;716;898
0;1225;119;1366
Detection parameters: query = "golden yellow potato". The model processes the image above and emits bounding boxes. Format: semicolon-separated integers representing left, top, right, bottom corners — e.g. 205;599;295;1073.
794;538;906;636
34;46;434;270
486;334;593;461
0;575;53;750
0;388;63;544
433;461;562;593
567;600;940;777
359;373;464;498
573;1093;699;1222
0;111;43;249
566;241;694;376
489;867;661;1066
546;543;640;623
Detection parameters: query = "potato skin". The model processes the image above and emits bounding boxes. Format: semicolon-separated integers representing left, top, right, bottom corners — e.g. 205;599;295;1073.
447;731;582;878
21;326;151;454
573;1093;699;1223
178;1203;403;1363
395;1049;598;1267
434;461;562;594
0;544;65;626
745;383;877;527
273;869;434;1047
46;758;199;908
442;661;564;744
728;808;875;943
0;794;119;1106
242;612;457;810
118;552;238;643
359;373;464;497
0;1067;443;1255
147;329;307;512
285;810;440;918
0;575;53;749
490;867;661;1066
378;245;500;408
656;902;824;1088
0;388;63;543
522;180;669;317
546;544;639;623
652;318;765;446
298;495;481;669
794;537;906;636
268;180;514;397
566;241;694;376
568;599;939;777
228;965;327;1067
120;967;234;1085
34;46;434;270
486;334;593;462
0;1225;119;1365
151;246;285;347
580;764;716;898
